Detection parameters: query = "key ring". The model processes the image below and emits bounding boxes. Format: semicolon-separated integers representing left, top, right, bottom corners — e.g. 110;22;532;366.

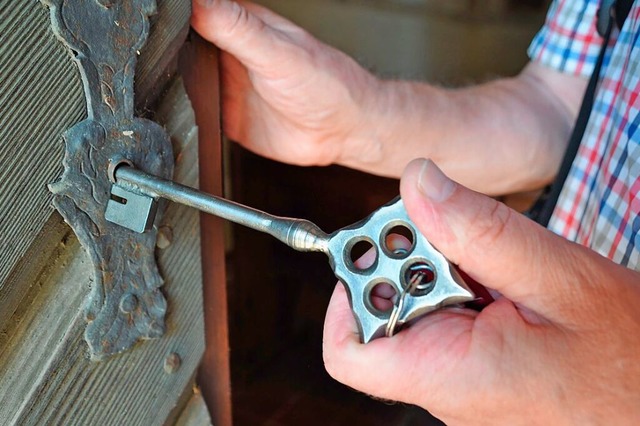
385;271;424;337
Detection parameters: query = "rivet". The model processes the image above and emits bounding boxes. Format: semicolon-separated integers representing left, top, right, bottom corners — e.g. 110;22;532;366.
156;225;173;249
164;352;181;374
119;293;138;314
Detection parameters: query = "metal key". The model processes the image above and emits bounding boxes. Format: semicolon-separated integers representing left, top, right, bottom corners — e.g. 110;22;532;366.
106;165;474;342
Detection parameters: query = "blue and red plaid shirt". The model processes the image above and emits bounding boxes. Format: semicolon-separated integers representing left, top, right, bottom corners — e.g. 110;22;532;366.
528;0;640;268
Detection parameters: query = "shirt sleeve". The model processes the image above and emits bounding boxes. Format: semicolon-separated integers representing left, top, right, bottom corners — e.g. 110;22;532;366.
528;0;603;77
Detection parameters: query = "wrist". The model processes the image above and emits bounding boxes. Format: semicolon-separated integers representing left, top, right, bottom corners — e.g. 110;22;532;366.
337;78;444;178
334;73;389;171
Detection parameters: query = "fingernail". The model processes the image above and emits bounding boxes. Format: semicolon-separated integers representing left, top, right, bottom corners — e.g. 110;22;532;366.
417;159;456;202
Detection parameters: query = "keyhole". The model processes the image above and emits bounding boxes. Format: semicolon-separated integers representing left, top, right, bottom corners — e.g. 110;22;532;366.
110;193;128;205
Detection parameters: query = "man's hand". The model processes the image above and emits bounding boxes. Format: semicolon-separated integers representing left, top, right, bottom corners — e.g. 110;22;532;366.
323;159;640;425
192;0;381;167
192;1;587;193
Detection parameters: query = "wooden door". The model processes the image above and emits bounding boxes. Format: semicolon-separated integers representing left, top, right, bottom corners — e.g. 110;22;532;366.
0;1;228;424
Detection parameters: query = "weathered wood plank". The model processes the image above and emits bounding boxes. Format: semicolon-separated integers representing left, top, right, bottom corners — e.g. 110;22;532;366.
175;388;213;426
0;236;91;423
0;78;205;425
0;0;190;326
0;214;70;341
0;3;83;297
180;33;233;426
136;0;191;110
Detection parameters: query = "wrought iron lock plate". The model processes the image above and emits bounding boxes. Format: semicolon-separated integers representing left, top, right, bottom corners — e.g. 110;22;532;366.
43;0;174;360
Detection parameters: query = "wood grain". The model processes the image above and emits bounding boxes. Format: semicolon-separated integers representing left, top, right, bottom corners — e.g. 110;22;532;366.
136;0;192;112
180;32;233;426
0;3;83;295
175;388;213;426
0;214;70;342
0;0;190;324
0;78;205;425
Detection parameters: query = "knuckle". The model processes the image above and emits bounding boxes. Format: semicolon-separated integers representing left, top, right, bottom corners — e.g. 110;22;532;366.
224;3;252;36
470;201;513;247
322;324;354;383
322;345;342;381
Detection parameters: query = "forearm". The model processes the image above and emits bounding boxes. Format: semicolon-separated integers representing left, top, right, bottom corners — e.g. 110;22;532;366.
339;63;587;195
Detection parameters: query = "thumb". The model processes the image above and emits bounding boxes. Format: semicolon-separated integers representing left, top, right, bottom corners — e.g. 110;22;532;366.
400;159;587;319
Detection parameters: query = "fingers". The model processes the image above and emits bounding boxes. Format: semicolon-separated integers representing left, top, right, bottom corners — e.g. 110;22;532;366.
322;283;405;399
323;228;478;402
219;52;250;140
399;159;601;319
192;0;308;77
323;283;360;357
237;0;303;32
323;282;477;405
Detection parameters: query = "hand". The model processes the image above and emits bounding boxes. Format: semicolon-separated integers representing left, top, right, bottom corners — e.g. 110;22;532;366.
323;159;640;425
191;0;382;167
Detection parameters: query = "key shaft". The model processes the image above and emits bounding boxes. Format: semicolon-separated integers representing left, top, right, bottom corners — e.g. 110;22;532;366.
114;166;330;253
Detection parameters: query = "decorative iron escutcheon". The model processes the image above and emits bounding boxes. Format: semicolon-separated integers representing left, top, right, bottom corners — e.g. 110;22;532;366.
42;0;174;360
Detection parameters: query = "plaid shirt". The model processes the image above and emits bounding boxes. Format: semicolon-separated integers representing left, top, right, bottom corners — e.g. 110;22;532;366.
528;0;640;269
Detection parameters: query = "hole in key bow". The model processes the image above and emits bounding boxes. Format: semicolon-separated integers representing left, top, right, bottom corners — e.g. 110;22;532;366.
367;280;397;314
345;237;378;273
402;261;436;296
381;222;416;259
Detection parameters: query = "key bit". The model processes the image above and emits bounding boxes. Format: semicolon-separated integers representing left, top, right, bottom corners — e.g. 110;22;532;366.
105;164;474;343
105;185;158;233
